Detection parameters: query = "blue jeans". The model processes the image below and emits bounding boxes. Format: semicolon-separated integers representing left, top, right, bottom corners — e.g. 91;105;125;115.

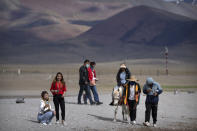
37;111;54;124
84;85;99;103
78;85;93;104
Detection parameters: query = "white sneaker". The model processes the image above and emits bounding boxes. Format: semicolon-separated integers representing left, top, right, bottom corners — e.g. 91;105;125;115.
42;123;47;126
130;121;136;125
56;120;60;124
153;124;157;127
143;121;150;126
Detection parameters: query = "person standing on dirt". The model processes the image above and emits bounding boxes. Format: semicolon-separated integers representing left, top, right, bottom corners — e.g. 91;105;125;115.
50;72;67;126
84;61;103;105
143;77;163;127
124;76;141;125
78;59;94;105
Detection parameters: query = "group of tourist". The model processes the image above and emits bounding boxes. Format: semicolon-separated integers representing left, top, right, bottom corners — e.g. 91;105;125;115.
36;60;162;128
113;63;163;127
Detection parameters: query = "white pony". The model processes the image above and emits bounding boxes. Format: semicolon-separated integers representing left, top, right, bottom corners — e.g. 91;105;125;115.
112;86;130;122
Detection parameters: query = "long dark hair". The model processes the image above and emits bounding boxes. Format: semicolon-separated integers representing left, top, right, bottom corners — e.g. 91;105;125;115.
116;67;131;86
53;72;65;85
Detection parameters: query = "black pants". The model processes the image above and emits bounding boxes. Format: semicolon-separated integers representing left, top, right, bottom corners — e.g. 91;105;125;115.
145;103;158;124
78;85;93;104
128;100;137;121
53;94;65;121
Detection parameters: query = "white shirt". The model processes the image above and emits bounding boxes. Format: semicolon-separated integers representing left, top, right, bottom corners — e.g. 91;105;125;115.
129;85;135;100
38;99;52;114
92;71;96;80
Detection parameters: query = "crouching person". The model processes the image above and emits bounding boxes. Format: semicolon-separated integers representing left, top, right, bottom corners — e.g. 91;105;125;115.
143;77;163;127
38;91;56;125
125;76;141;125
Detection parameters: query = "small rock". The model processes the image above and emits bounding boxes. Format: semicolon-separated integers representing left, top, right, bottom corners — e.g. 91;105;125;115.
187;91;195;94
16;97;25;103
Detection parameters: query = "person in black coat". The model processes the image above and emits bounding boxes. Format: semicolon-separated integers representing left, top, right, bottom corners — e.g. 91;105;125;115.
116;64;131;87
77;59;93;105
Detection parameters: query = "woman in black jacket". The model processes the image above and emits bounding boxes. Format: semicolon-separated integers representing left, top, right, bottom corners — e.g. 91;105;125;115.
109;64;131;106
116;64;131;86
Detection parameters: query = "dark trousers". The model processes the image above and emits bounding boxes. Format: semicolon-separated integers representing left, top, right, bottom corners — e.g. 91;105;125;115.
145;103;158;124
128;100;137;121
78;85;93;104
53;94;65;121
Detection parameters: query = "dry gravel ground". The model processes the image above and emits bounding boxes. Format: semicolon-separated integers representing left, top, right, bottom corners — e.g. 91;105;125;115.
0;92;197;131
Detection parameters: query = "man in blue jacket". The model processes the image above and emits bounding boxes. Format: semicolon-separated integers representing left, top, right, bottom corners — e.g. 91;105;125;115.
143;77;162;127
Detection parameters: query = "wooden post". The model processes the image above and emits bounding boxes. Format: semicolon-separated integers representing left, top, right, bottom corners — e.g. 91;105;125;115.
165;47;168;75
17;68;21;76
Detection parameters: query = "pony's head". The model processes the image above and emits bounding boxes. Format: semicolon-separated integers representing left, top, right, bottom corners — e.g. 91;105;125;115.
112;86;124;105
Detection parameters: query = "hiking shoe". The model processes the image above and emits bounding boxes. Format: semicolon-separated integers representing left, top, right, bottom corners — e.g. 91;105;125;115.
143;121;150;126
96;101;103;105
90;102;95;105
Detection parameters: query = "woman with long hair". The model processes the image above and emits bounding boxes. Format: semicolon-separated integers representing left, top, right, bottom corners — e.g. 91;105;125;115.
50;72;67;126
116;64;131;87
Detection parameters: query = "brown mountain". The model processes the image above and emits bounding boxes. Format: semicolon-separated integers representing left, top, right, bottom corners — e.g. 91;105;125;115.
76;5;197;46
67;5;197;63
0;0;197;64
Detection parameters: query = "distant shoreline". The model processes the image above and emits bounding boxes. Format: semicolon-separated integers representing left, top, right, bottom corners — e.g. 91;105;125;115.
0;88;196;99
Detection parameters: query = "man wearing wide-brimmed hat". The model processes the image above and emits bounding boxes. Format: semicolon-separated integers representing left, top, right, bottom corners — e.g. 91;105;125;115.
143;77;163;127
124;75;141;125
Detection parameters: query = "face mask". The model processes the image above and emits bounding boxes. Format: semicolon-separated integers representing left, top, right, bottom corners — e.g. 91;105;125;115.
86;64;89;68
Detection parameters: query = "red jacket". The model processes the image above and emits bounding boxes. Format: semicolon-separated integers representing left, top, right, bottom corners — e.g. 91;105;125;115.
50;82;67;96
88;67;96;81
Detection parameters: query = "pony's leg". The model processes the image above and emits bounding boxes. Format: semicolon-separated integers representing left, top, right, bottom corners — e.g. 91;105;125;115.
122;105;127;121
113;105;118;122
122;105;125;121
126;105;130;123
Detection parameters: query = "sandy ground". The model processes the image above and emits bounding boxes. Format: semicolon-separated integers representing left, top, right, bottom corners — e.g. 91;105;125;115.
0;61;197;130
0;72;197;97
1;60;197;98
0;92;197;131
